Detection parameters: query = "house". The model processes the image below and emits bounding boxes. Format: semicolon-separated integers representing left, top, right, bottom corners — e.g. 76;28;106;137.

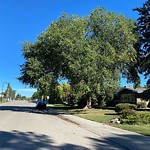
0;93;4;98
114;86;150;105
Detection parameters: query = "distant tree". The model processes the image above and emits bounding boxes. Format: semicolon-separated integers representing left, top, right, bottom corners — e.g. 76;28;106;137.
135;83;141;88
15;94;22;100
57;84;65;102
31;91;41;100
21;96;27;100
11;90;16;100
134;0;150;87
143;85;148;88
57;83;71;104
5;83;16;100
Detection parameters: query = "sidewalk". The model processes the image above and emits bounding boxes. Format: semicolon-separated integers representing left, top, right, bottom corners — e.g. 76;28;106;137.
60;114;150;150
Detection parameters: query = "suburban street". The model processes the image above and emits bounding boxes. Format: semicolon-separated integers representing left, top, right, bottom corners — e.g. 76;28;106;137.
1;0;150;149
0;101;149;150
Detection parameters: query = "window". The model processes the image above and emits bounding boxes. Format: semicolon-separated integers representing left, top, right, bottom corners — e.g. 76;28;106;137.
121;94;135;103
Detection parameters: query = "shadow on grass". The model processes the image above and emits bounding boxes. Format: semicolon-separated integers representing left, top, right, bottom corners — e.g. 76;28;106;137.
47;105;88;115
68;109;87;115
0;104;116;116
104;113;118;116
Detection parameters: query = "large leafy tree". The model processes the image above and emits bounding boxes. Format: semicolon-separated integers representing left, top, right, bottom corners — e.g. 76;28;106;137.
19;8;137;108
86;8;137;104
18;42;58;100
134;0;150;87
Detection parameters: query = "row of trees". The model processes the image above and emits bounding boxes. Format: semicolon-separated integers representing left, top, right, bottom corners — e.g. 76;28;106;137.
19;1;150;108
1;83;28;101
2;83;16;100
31;82;72;104
15;94;29;100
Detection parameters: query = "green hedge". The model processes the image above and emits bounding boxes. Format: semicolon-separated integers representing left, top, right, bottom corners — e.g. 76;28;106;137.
121;109;137;119
115;103;137;114
121;112;150;124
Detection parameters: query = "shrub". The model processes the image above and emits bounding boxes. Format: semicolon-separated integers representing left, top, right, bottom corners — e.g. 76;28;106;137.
121;115;138;124
137;112;150;124
121;109;137;119
115;103;137;114
121;112;150;125
137;101;147;108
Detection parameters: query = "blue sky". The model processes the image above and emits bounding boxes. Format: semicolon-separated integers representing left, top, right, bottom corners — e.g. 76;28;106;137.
0;0;147;97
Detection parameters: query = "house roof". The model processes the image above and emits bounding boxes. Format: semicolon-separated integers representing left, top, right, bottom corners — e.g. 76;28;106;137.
134;88;147;93
116;86;147;94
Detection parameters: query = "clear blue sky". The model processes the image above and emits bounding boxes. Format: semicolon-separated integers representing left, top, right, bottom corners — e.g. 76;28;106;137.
0;0;147;97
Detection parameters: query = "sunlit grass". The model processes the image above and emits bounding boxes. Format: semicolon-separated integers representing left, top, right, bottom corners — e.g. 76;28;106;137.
69;109;118;123
48;105;150;136
66;108;150;136
47;103;69;107
0;99;8;104
112;124;150;136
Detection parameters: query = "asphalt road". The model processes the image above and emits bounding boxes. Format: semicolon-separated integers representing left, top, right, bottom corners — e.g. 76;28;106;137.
0;101;149;150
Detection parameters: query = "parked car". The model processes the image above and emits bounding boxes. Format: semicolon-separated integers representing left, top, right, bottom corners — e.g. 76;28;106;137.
36;100;46;109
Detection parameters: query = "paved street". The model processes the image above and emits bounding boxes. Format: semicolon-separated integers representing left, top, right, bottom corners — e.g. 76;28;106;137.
0;101;149;150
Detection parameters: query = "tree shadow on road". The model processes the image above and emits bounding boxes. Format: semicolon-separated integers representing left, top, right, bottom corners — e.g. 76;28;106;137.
0;131;149;150
87;137;126;150
87;133;150;150
0;105;59;115
0;130;89;150
0;104;92;116
0;130;54;150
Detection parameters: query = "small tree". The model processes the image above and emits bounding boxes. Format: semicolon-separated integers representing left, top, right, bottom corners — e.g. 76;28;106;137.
57;83;72;105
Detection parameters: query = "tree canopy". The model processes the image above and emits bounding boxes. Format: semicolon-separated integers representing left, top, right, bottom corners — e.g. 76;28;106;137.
134;0;150;87
19;7;138;108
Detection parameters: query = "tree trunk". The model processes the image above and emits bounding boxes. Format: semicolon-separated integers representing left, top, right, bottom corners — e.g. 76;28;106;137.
84;95;92;109
87;97;92;108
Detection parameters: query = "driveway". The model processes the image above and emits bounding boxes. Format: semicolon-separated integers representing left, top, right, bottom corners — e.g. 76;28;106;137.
0;100;149;150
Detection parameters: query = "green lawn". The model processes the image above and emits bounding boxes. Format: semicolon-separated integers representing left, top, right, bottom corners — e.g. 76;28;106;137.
0;99;8;104
113;124;150;136
47;104;150;136
47;103;71;109
63;108;150;136
69;108;118;123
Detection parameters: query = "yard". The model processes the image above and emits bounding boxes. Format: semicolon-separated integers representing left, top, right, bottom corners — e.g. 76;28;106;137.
0;99;8;104
71;109;150;136
49;104;150;136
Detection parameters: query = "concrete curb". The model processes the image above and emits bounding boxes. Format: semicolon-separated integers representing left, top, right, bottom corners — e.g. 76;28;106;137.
60;114;150;150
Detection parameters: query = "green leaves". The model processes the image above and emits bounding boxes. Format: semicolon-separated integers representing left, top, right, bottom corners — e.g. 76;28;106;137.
134;0;150;87
4;83;16;100
19;7;137;106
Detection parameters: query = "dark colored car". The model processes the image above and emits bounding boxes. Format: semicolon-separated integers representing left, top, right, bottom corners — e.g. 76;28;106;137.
36;100;46;109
